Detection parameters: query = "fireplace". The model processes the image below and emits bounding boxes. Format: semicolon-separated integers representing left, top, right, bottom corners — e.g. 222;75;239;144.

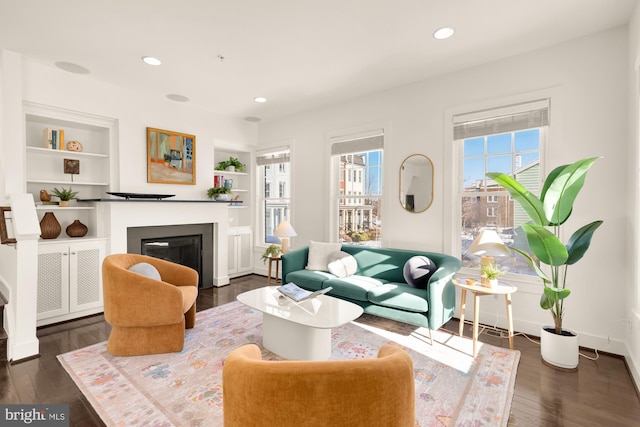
127;223;214;288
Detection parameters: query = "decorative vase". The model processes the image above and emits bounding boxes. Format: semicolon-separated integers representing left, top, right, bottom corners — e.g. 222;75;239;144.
540;326;579;370
66;220;88;238
59;200;69;207
40;189;51;202
40;212;61;239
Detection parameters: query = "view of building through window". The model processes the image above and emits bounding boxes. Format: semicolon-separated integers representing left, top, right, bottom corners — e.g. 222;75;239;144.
460;129;541;276
258;148;291;245
337;150;383;246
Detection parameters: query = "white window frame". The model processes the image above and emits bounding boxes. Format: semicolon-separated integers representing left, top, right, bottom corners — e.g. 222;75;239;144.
326;122;389;244
256;143;293;248
444;90;558;287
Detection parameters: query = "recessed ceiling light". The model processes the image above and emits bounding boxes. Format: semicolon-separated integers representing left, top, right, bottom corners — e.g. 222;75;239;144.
254;97;267;103
54;61;90;74
433;27;454;40
142;56;162;66
166;94;189;102
244;116;261;122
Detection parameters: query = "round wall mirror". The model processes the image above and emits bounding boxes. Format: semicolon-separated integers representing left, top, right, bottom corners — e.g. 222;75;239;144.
400;154;433;213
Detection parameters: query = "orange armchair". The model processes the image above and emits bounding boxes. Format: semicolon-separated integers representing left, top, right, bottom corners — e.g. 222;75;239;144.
102;253;198;356
222;344;415;427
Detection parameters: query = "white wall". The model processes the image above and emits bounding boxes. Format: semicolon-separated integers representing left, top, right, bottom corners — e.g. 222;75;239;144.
627;1;640;393
258;27;631;359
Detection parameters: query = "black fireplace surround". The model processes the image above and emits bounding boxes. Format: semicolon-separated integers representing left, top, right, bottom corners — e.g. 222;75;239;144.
127;223;214;288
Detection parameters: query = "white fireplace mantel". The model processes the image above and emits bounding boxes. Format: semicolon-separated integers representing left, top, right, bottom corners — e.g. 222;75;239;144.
94;200;230;286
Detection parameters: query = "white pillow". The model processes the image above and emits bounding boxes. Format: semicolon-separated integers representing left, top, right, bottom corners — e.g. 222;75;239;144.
128;262;161;281
305;241;342;271
327;251;358;278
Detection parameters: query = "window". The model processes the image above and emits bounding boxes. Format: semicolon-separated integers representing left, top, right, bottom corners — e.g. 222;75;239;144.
331;132;383;246
454;99;548;278
257;147;291;245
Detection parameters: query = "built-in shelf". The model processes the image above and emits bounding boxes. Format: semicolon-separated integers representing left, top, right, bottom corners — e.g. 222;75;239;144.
26;147;109;159
214;170;248;177
27;179;109;186
35;206;95;211
230;189;248;192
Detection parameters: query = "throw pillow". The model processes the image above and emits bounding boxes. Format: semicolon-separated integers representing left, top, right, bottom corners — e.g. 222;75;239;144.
305;241;342;271
403;256;436;289
327;251;358;278
128;262;161;281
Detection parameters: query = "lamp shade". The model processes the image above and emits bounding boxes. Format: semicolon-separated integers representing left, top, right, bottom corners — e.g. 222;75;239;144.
274;221;297;238
468;229;510;257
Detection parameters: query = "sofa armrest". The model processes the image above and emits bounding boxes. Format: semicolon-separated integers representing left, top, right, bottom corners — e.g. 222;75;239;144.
425;255;462;330
281;246;309;282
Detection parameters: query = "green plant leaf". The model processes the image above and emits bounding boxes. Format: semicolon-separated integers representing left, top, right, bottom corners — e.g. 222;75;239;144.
508;245;551;283
521;223;568;266
566;220;603;265
544;285;571;300
542;157;599;225
540;292;554;310
486;172;547;225
539;163;568;203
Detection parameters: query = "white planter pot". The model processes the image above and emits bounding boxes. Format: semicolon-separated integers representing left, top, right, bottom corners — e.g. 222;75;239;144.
540;326;579;370
215;194;230;201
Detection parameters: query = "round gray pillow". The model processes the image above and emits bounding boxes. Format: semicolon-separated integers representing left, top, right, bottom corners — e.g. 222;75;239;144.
403;256;436;289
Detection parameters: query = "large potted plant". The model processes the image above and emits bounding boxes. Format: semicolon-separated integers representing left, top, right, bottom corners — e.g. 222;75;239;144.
487;157;603;369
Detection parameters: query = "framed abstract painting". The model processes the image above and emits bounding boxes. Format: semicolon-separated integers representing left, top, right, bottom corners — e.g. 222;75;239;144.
147;127;196;184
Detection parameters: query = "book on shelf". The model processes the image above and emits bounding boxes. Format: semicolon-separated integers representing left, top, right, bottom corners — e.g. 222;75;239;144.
43;127;65;150
277;282;333;303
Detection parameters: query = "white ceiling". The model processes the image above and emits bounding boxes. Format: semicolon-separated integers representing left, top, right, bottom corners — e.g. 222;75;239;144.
0;0;636;122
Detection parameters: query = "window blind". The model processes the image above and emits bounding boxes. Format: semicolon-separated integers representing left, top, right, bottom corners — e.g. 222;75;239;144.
256;148;290;166
453;99;549;140
331;135;384;156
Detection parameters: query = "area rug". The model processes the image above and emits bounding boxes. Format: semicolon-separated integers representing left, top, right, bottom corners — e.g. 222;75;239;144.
58;301;520;426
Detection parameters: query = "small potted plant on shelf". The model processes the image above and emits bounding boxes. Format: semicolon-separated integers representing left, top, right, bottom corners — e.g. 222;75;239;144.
261;244;282;264
480;263;504;288
207;186;232;201
51;187;78;207
215;156;245;172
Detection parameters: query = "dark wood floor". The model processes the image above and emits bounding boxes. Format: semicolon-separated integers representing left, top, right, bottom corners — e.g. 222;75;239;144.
1;274;639;426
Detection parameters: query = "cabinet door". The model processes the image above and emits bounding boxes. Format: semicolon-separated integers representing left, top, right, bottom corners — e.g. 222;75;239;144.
69;240;105;313
37;244;69;320
227;232;238;274
236;228;253;273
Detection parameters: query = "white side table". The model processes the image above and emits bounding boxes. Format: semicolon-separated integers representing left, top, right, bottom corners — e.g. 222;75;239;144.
453;279;517;356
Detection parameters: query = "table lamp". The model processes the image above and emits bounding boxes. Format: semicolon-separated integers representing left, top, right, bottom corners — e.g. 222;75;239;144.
468;229;510;286
274;221;297;253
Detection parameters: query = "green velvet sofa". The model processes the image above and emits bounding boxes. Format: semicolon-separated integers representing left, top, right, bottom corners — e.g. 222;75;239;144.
281;245;462;331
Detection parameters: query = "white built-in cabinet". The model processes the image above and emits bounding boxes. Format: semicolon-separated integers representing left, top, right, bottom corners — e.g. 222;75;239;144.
23;102;116;324
215;148;254;277
36;239;106;326
227;226;253;277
